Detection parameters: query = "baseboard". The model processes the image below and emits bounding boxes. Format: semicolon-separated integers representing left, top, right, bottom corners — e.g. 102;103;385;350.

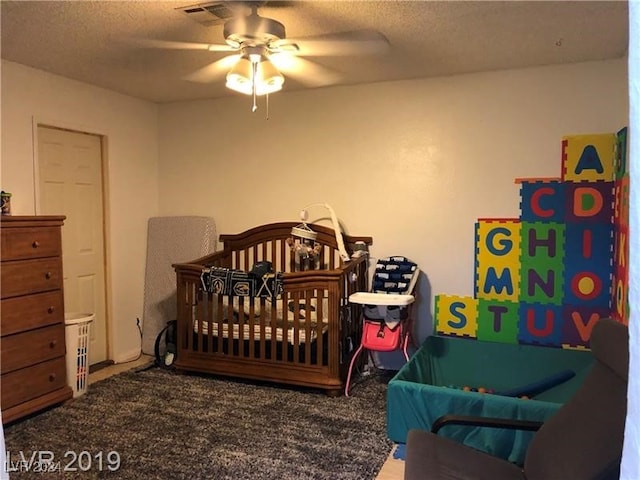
113;348;143;364
89;360;115;374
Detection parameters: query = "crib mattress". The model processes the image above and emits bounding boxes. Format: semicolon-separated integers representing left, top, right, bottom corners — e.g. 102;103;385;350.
192;297;330;344
387;335;594;465
194;320;327;344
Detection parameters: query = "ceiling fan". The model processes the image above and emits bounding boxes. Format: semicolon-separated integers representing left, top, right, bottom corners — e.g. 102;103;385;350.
131;1;390;111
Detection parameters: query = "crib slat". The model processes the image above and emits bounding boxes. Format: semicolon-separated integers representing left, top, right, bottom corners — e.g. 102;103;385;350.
304;292;312;366
216;294;224;353
291;291;300;362
270;293;278;361
259;297;266;361
208;288;217;352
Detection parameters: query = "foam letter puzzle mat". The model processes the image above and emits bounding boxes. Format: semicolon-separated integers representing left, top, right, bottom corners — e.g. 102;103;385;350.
434;127;629;348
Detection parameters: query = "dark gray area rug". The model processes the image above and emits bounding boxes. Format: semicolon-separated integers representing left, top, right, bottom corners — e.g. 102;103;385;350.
4;367;393;479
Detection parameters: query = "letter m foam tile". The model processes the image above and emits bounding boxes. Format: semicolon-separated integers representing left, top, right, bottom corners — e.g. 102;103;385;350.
561;133;615;182
475;219;521;302
435;295;478;338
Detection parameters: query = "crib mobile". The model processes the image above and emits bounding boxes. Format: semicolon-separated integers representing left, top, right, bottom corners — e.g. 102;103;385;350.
287;203;351;269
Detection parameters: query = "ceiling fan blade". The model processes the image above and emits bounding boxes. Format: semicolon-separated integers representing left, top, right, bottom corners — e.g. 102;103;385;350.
273;30;390;57
269;54;340;88
184;55;241;83
123;37;236;52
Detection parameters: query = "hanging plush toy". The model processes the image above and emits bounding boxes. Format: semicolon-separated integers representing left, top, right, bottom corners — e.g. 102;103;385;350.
288;203;350;270
287;222;322;269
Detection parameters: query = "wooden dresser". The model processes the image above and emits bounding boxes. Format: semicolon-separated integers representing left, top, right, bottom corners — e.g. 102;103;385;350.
1;215;72;424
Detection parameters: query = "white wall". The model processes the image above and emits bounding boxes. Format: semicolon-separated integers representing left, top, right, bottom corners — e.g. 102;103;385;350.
621;1;639;477
0;60;159;362
158;58;628;345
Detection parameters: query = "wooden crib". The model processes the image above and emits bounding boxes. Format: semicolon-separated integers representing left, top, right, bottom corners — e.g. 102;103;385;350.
172;222;372;396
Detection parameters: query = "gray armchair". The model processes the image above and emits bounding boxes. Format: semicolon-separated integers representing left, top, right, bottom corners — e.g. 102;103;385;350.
404;318;628;480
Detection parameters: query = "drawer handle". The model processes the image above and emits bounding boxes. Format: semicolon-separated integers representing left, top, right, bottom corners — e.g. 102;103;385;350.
45;272;52;280
48;306;55;314
49;340;57;349
49;373;57;382
32;240;40;248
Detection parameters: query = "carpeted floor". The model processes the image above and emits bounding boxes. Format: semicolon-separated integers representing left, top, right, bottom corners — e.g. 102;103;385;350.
4;367;393;479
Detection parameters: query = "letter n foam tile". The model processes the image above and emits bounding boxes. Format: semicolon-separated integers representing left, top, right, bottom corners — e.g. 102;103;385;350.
435;295;478;337
561;133;615;182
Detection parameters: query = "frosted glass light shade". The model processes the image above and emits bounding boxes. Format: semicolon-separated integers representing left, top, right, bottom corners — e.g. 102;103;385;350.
226;56;284;96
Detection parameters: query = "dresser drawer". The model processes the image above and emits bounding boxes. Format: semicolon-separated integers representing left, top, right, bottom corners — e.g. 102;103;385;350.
1;357;67;410
0;257;63;298
0;226;61;260
1;291;64;336
1;325;66;374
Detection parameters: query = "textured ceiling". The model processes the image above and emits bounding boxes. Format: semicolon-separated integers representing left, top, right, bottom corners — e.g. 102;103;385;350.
0;0;629;104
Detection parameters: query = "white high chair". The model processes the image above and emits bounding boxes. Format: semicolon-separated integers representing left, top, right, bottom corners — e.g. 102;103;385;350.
345;256;419;396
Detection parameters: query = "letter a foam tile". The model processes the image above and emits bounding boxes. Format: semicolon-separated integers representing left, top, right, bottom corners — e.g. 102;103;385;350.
435;295;478;338
562;134;615;183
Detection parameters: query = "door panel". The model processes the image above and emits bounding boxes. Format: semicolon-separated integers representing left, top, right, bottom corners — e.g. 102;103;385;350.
37;126;108;365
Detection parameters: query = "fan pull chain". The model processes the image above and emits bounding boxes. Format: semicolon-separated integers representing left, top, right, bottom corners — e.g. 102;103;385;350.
265;93;270;120
251;61;257;112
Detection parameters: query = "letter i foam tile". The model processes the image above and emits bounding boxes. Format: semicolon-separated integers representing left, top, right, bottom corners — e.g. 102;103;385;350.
563;222;613;308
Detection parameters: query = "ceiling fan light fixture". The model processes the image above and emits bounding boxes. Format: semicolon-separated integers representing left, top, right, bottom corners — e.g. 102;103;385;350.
225;56;253;93
225;55;284;96
257;58;284;94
